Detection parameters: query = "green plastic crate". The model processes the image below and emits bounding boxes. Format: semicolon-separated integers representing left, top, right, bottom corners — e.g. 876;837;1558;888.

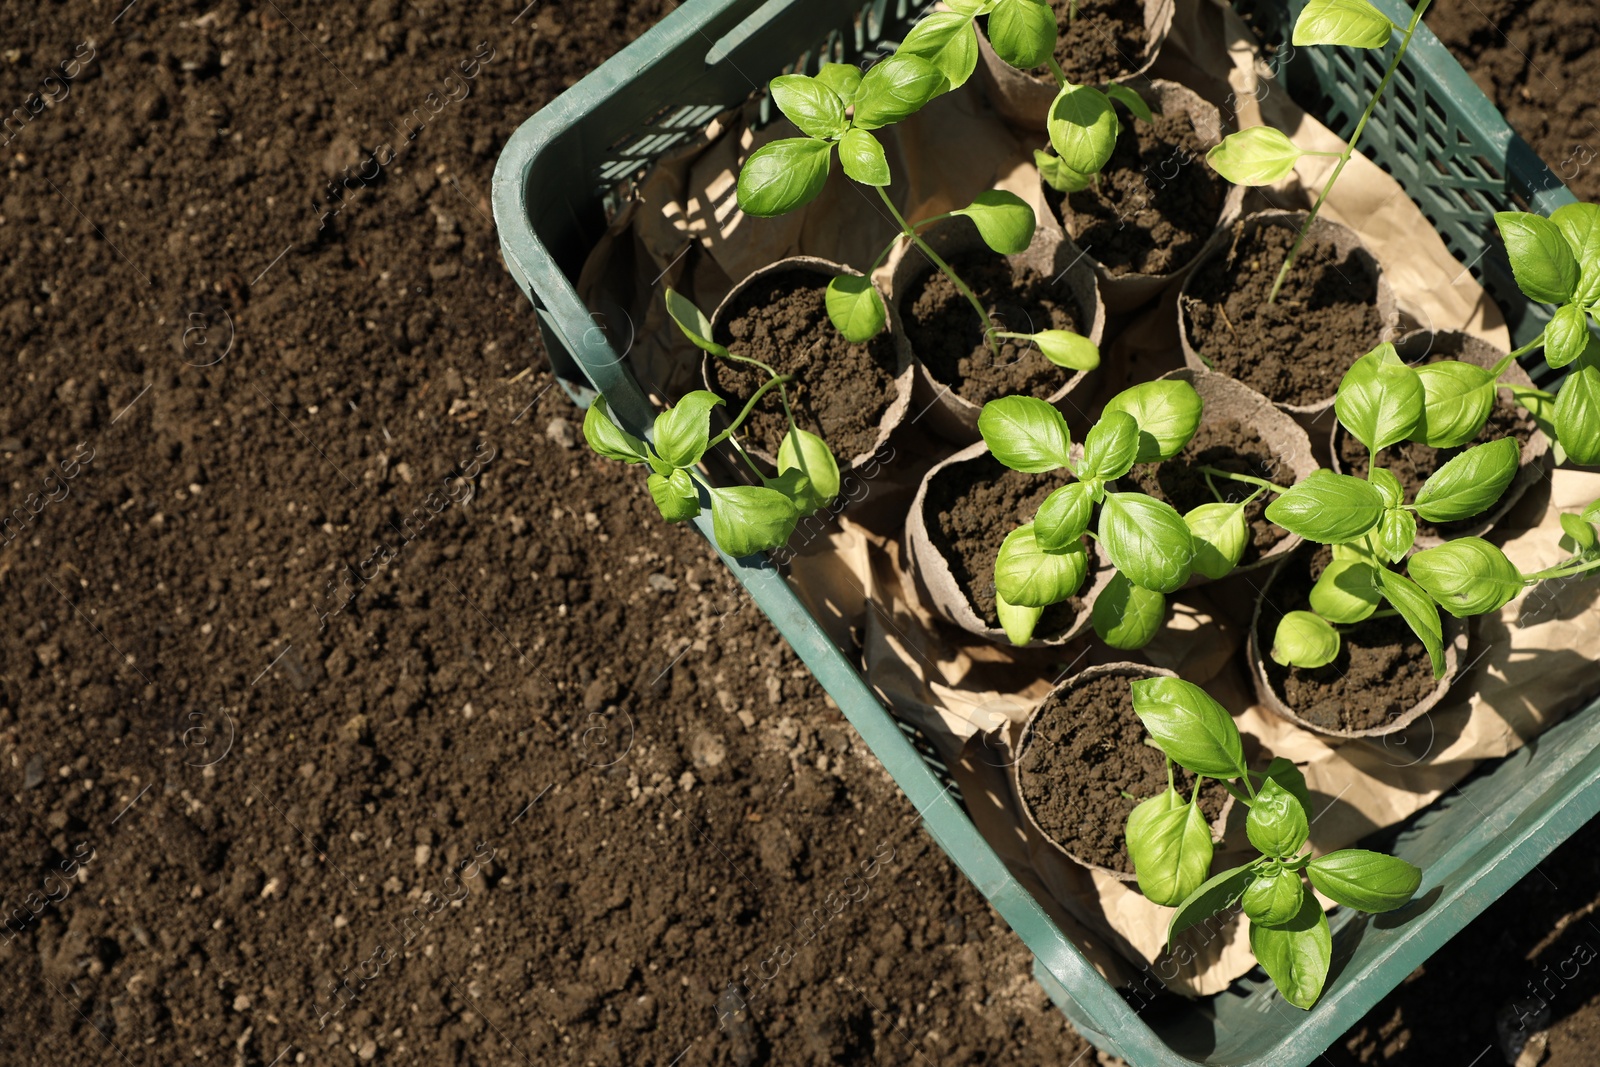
490;2;1600;1063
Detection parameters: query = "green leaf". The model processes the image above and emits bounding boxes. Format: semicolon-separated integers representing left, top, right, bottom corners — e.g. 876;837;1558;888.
1261;758;1315;821
1127;789;1214;907
1080;410;1141;481
813;63;863;106
1376;508;1413;562
1306;849;1422;913
1291;0;1395;47
1413;360;1496;448
1099;493;1195;594
1546;303;1592;370
1034;481;1094;553
737;137;832;218
837;127;891;186
1370;467;1404;508
977;396;1072;472
1249;893;1331;1010
1206;126;1303;186
582;395;649;464
1550;201;1600;305
1271;611;1341;669
1413;437;1521;522
1246;779;1311;858
1496;210;1580;305
1168;864;1257;945
708;485;799;557
648;468;700;522
1335;342;1424;453
664;288;724;355
954;189;1036;255
1091;572;1167;650
1375;568;1446;677
996;589;1045;645
1309;559;1382;624
1555;363;1600;465
777;428;841;510
1408;537;1523;617
1560;511;1597;552
995;523;1088;608
1584;499;1600;524
1129;676;1247;779
1020;330;1097;371
653;390;725;469
824;274;887;341
986;0;1057;70
769;73;848;139
1103;380;1204;463
1104;82;1153;123
1047;84;1118;177
898;9;981;88
852;53;947;130
1242;868;1305;927
1035;148;1093;193
1264;470;1386;544
1184;501;1249;581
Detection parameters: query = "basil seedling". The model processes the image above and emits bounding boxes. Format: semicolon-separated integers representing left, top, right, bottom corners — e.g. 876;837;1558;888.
581;290;842;558
736;50;1096;368
1195;341;1599;678
1203;0;1428;303
1490;202;1600;464
977;379;1233;647
1123;676;1422;1009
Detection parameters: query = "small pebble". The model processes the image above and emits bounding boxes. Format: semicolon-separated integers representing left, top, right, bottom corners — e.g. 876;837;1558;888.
544;418;575;449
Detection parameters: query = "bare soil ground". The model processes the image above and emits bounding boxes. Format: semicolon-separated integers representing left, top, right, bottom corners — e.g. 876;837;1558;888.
0;0;1595;1064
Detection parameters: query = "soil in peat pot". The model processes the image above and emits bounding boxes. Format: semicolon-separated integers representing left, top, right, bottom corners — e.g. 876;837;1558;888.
924;453;1100;635
901;251;1084;406
1124;417;1289;567
1338;387;1538;541
1183;221;1389;408
1026;0;1150;86
1016;674;1230;873
1257;547;1438;733
711;269;900;460
1049;103;1228;276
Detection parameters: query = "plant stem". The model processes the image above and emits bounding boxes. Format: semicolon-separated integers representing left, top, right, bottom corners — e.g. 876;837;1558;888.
1266;0;1435;304
1197;465;1291;494
876;185;1000;360
1523;555;1600;583
1222;780;1255;807
708;374;795;448
1047;56;1069;87
712;348;801;448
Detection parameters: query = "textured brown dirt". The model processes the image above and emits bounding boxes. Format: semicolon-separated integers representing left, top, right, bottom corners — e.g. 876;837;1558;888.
0;2;1091;1065
1054;100;1229;277
1183;220;1390;408
900;250;1085;406
1257;548;1439;734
